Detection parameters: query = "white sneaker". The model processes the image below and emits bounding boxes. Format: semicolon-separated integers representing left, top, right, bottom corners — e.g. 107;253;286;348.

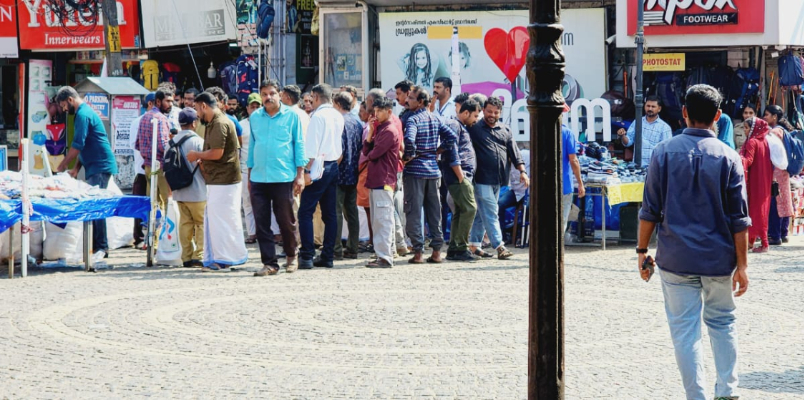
92;250;106;264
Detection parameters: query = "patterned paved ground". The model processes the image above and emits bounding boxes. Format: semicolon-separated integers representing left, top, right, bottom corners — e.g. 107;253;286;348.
1;238;803;399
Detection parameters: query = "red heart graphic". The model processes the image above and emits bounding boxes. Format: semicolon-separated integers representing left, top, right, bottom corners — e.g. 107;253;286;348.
484;27;530;82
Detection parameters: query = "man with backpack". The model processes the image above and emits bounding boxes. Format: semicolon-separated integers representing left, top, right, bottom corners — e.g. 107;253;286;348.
166;108;206;268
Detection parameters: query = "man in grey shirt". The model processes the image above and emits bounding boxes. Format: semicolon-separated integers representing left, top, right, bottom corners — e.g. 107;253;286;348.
171;108;207;268
638;84;750;400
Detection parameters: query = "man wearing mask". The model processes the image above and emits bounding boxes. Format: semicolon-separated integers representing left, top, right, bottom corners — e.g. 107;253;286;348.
468;97;527;260
135;88;174;248
187;92;248;272
55;86;118;261
619;96;672;167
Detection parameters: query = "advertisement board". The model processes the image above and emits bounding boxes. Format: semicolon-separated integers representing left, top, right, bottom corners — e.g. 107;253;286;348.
141;0;237;47
112;96;140;189
379;9;606;105
643;53;686;72
626;0;764;36
18;0;140;50
84;93;110;120
0;4;18;57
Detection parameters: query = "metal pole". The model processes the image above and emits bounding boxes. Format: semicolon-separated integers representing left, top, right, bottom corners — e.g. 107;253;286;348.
527;0;565;398
634;0;645;167
102;0;124;76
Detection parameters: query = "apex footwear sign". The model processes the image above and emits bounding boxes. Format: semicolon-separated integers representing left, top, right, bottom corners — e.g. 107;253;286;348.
627;0;764;35
141;0;236;47
18;0;140;50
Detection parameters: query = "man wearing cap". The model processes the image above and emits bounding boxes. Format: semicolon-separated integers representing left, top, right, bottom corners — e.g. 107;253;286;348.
171;108;206;268
239;93;262;244
250;79;307;276
128;92;155;249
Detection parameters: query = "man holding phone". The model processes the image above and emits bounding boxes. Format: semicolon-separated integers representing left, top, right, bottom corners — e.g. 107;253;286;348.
637;84;749;400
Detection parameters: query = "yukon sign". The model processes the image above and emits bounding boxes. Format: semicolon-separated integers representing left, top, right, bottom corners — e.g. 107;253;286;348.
18;0;140;50
627;0;763;35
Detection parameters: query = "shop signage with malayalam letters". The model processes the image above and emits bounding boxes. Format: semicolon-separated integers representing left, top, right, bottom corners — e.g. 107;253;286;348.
643;53;685;71
17;0;140;50
627;0;763;35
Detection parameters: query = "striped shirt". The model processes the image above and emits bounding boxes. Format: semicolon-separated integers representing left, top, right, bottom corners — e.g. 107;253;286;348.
403;108;458;179
625;116;673;166
135;107;171;169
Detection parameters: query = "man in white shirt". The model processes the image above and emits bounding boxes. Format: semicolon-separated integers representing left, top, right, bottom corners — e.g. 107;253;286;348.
299;84;345;269
619;96;673;166
128;93;153;249
433;77;457;119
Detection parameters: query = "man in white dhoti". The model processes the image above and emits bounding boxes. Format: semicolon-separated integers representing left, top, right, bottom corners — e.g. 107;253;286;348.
186;92;248;271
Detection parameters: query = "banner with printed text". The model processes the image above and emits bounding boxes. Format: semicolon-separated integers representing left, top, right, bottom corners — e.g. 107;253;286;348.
0;4;19;57
18;0;140;50
141;0;237;47
112;96;140;189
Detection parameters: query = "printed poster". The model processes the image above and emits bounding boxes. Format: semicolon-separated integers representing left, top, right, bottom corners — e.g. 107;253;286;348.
112;96;140;189
84;92;110;120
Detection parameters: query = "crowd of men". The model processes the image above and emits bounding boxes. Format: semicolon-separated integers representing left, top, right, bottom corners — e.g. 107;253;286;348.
56;77;532;273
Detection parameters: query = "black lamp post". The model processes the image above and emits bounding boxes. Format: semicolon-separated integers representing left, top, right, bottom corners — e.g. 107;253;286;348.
527;0;566;399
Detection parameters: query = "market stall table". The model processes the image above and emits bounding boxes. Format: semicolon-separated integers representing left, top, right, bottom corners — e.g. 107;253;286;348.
569;181;644;250
1;195;149;277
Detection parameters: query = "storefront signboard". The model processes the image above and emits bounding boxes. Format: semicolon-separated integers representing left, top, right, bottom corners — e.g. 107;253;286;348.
643;53;686;72
627;0;764;36
141;0;237;47
18;0;141;50
0;4;19;57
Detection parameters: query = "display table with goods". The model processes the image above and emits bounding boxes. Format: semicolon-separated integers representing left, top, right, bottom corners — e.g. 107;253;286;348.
0;171;149;277
568;154;646;250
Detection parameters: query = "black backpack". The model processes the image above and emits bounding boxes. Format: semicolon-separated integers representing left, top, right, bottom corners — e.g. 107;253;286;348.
163;134;199;191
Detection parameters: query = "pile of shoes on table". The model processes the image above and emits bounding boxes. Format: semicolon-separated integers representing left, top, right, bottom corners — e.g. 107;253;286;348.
0;171;115;200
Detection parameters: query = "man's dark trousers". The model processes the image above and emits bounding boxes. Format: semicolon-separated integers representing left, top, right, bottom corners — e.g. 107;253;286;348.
86;173;111;252
251;181;298;267
768;196;790;241
335;184;360;255
299;161;339;261
132;173;147;245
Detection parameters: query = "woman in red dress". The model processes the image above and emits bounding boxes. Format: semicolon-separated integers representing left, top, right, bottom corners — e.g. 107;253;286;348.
739;116;774;252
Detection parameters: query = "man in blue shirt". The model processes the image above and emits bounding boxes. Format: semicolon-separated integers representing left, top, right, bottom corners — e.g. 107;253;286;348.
403;86;459;264
561;122;585;234
638;84;750;400
55;86;118;260
333;91;363;260
249;79;307;276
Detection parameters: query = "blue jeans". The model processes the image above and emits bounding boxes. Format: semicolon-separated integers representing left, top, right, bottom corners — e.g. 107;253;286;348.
469;183;503;249
85;173;111;252
660;269;739;400
299;161;339;261
768;196;789;240
497;188;518;233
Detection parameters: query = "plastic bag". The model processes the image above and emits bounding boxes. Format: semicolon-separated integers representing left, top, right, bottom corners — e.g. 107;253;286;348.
767;133;789;170
155;198;182;266
105;179;134;250
43;222;83;262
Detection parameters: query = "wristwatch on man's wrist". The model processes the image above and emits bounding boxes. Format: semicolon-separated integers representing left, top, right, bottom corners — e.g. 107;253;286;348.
635;247;648;254
304;169;311;174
